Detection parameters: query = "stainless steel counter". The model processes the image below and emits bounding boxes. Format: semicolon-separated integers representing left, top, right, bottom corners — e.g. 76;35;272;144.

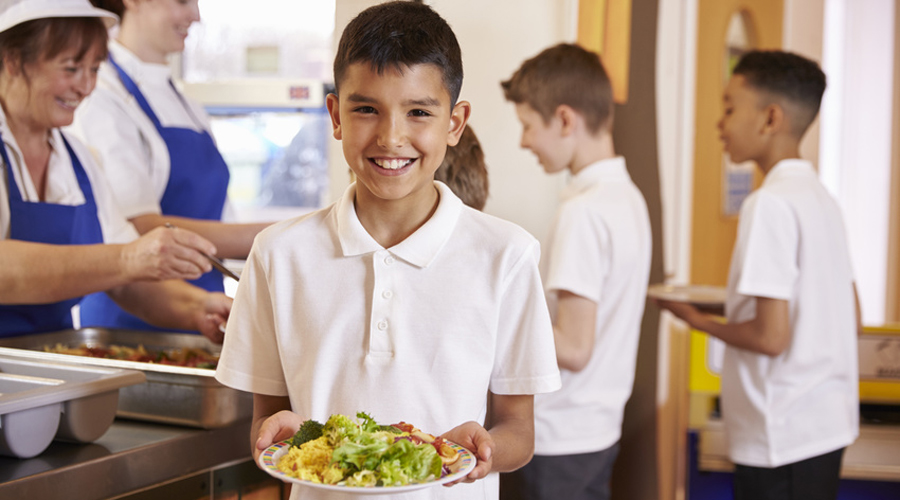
0;418;253;499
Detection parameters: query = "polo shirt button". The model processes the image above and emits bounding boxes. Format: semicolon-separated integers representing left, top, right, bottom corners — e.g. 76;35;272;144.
382;290;393;299
377;320;388;330
384;256;395;265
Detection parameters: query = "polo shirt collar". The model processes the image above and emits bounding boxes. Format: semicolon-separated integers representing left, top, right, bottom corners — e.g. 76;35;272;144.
561;156;630;201
335;181;463;268
763;159;816;186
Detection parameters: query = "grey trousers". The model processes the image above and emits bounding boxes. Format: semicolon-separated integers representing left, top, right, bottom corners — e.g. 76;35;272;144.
499;442;621;500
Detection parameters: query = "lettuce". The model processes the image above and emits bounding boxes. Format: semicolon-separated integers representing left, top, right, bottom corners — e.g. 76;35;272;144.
318;413;444;486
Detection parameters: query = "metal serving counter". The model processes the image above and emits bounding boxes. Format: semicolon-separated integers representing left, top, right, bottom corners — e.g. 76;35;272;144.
0;418;277;499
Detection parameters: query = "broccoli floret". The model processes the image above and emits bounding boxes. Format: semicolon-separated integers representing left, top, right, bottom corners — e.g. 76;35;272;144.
323;413;359;445
289;419;324;448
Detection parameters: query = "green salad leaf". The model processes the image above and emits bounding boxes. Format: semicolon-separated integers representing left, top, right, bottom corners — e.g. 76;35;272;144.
297;412;444;486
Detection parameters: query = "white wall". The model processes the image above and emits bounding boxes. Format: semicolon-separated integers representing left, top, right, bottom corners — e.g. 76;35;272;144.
329;0;575;244
655;0;697;285
820;0;896;325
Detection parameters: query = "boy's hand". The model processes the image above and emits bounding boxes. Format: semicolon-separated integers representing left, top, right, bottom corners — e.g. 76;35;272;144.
253;410;305;464
655;299;703;328
441;421;494;486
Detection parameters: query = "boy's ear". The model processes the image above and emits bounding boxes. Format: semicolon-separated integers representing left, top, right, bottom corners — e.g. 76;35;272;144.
447;100;472;147
762;103;786;135
556;105;578;137
325;93;342;141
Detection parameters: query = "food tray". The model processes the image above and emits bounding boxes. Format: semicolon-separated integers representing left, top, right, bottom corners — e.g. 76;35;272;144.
0;328;252;429
0;352;145;458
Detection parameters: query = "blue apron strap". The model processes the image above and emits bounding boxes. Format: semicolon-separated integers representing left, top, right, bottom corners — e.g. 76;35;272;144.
108;54;163;129
0;131;24;203
59;133;96;203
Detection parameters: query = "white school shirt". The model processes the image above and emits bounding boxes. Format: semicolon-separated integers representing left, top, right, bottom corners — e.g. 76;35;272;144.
722;159;859;468
533;157;652;455
68;41;234;221
0;108;137;244
215;181;561;500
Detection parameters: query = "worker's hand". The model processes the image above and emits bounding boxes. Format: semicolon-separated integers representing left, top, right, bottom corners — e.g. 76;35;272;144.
193;292;231;344
254;410;304;464
121;226;216;281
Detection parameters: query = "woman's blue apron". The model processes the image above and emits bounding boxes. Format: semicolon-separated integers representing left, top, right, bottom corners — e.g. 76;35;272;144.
0;132;104;337
79;55;230;332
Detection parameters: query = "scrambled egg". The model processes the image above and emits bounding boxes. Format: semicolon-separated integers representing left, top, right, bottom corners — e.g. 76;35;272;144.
277;436;332;482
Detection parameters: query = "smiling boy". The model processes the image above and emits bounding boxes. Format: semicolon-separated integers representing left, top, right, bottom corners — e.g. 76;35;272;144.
657;51;862;500
214;3;561;499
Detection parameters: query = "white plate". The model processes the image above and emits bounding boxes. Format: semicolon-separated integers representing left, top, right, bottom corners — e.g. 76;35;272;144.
259;439;476;495
647;284;726;306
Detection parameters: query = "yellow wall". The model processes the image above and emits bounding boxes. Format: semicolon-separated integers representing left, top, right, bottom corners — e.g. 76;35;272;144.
691;0;783;286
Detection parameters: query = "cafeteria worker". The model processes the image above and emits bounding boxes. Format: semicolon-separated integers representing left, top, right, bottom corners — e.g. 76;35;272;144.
71;0;268;331
0;0;230;342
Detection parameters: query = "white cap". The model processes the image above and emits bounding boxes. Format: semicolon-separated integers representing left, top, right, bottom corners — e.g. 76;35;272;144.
0;0;118;34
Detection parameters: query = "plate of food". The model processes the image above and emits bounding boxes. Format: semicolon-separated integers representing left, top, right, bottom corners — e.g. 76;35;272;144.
259;412;476;494
647;284;727;312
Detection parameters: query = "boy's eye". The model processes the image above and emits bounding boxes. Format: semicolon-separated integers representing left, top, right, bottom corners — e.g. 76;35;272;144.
352;106;376;114
409;109;432;118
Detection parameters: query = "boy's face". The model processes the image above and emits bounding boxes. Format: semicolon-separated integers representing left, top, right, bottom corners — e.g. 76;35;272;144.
718;75;769;164
514;103;571;174
327;62;470;206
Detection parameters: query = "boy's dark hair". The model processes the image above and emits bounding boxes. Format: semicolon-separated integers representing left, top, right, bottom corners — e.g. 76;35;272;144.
733;50;826;137
501;43;613;134
436;125;489;211
333;1;463;105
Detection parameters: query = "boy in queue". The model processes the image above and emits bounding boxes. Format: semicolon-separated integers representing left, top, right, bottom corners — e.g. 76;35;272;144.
214;2;561;499
499;44;652;500
656;50;863;500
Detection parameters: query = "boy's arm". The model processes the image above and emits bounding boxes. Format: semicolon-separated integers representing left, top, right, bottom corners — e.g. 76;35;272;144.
442;393;534;485
658;296;791;356
251;394;298;464
554;290;597;371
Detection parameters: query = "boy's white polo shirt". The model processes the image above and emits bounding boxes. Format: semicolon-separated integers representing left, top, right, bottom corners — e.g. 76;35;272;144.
533;156;652;456
723;159;859;468
216;181;561;500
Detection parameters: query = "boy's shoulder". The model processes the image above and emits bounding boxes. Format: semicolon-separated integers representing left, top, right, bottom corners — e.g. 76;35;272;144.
253;205;335;250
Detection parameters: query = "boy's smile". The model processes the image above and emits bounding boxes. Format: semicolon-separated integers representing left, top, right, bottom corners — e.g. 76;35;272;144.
327;62;470;212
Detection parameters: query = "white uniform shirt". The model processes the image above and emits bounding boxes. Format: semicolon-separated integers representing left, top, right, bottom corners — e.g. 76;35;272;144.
215;181;561;500
534;157;652;455
68;41;232;220
723;159;859;467
0;107;137;244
